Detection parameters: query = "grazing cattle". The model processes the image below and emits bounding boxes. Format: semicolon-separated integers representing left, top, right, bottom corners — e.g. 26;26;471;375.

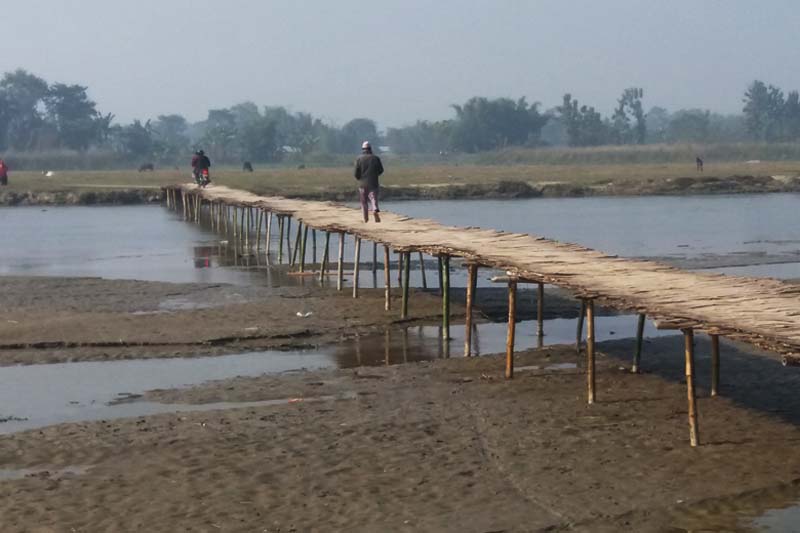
242;161;254;172
138;163;155;172
297;164;306;170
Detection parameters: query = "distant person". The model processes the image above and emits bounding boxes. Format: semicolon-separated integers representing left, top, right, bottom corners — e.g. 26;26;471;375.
196;150;211;187
696;157;704;172
0;159;7;186
354;141;383;223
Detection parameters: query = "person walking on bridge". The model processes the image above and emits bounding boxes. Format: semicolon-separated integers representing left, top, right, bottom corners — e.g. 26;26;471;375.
354;141;383;223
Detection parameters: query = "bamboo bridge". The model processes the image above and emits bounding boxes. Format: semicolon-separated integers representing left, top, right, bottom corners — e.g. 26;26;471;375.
164;183;800;447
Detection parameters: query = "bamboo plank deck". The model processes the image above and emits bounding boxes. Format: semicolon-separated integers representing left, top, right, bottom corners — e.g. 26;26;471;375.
174;183;800;363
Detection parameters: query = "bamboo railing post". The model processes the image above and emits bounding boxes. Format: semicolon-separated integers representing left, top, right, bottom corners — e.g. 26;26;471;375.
419;252;427;289
576;299;586;354
586;299;596;404
352;237;362;298
633;313;646;373
684;328;700;446
536;282;544;338
265;212;272;253
299;225;309;273
223;204;229;235
337;232;345;291
320;232;331;284
464;264;478;356
506;278;517;379
291;221;302;266
711;334;720;397
442;255;450;341
233;206;239;243
277;216;285;263
372;242;377;275
401;251;411;319
383;245;391;311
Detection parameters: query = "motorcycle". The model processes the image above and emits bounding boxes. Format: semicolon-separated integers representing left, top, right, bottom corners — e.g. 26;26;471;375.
193;168;211;188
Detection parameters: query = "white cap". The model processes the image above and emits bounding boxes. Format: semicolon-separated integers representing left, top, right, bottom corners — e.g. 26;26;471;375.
362;141;371;149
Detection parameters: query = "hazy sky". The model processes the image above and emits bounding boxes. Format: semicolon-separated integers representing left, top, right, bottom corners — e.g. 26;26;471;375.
3;0;799;128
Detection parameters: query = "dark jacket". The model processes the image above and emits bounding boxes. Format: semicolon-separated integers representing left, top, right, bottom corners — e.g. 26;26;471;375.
354;152;383;191
197;155;211;170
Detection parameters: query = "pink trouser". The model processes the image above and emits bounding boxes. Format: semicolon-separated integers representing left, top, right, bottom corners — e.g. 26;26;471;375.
359;187;379;218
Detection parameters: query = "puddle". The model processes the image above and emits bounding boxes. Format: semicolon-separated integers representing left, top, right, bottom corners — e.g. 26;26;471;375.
0;466;90;481
663;480;800;532
0;314;675;435
516;363;578;372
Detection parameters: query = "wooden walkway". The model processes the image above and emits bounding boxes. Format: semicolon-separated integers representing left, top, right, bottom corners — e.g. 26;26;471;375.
165;183;800;446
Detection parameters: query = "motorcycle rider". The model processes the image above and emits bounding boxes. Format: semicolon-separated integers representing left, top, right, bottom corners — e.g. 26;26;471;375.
193;150;211;187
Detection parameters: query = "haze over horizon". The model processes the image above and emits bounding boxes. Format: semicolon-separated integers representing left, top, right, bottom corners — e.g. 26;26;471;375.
4;0;798;128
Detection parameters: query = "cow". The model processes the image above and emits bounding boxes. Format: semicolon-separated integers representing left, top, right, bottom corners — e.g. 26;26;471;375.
138;163;155;172
242;161;254;172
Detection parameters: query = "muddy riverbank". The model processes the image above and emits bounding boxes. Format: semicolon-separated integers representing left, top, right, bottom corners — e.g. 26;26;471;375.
2;336;800;530
2;173;800;205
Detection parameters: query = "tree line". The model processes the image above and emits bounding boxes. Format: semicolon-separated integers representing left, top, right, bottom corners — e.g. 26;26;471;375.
0;68;795;164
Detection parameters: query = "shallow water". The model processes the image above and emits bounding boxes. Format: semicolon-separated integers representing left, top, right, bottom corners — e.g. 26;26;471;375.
3;194;800;288
0;314;673;434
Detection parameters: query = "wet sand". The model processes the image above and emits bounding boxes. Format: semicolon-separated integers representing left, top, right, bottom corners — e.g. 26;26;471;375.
0;276;458;365
2;336;800;530
0;276;608;365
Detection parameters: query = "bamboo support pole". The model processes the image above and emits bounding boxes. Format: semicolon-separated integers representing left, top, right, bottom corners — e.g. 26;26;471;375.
277;216;285;263
442;255;450;341
244;208;250;249
240;208;246;245
299;225;309;272
397;251;403;286
265;212;272;253
438;256;444;296
586;299;596;404
285;217;292;260
464;264;477;356
312;230;317;265
684;328;700;446
337;232;345;291
324;232;330;269
319;232;331;283
633;313;646;373
255;210;263;252
419;252;427;289
506;278;517;379
401;251;411;319
353;237;361;298
711;334;720;397
372;243;377;275
384;245;391;311
223;205;228;235
291;222;302;266
576;299;586;354
233;207;239;243
536;282;544;337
